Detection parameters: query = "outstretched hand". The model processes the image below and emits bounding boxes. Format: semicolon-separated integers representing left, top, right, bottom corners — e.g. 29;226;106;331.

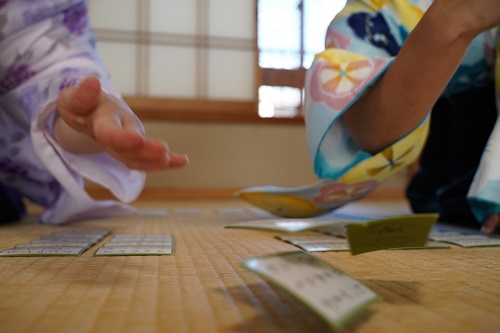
54;76;188;171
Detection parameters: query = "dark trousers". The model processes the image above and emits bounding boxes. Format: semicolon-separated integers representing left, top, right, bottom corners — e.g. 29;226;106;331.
406;81;497;228
0;184;26;222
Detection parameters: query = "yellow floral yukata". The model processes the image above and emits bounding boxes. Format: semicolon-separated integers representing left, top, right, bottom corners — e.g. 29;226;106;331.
238;0;500;227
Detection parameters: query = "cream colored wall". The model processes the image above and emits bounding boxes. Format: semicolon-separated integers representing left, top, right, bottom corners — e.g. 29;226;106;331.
85;118;408;195
142;121;319;189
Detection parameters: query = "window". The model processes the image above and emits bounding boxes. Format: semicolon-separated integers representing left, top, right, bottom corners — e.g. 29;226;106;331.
87;0;258;121
87;0;347;122
257;0;347;118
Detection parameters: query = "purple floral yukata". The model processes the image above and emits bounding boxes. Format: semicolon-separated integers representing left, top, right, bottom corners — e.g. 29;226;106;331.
0;0;144;224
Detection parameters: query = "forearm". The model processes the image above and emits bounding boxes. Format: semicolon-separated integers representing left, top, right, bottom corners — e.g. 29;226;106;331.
342;1;476;154
53;114;103;154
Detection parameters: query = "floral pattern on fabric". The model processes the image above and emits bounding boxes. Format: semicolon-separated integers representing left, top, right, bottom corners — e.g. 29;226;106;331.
347;11;400;55
313;180;377;205
340;120;429;183
309;53;387;110
0;0;143;224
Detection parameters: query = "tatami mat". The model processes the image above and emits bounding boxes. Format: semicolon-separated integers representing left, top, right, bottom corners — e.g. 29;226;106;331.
0;199;499;333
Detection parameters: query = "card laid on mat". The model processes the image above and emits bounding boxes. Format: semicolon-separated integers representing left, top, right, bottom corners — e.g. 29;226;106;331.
94;234;174;256
225;215;355;233
0;230;110;257
429;230;500;248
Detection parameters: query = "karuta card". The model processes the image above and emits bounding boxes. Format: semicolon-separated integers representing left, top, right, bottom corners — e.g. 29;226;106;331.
225;218;350;233
346;213;438;255
172;208;202;216
136;208;168;217
277;234;340;243
428;227;500;247
294;240;351;252
0;247;87;256
241;252;380;331
94;234;174;256
94;246;173;256
0;230;111;257
387;240;451;250
430;234;500;247
277;234;351;252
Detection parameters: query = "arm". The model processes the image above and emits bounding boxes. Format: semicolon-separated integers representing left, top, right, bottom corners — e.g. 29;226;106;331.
343;0;500;154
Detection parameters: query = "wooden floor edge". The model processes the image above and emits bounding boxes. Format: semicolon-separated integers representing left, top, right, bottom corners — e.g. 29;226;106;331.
87;186;407;202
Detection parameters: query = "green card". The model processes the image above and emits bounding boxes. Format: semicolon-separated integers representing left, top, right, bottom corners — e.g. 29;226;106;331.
346;213;438;255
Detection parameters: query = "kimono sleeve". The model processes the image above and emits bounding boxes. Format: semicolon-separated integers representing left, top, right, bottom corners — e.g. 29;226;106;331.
0;1;143;223
304;0;430;185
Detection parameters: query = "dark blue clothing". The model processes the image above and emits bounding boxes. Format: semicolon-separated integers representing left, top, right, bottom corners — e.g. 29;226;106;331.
406;81;497;229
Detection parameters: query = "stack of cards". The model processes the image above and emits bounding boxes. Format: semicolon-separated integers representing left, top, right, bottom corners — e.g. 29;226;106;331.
94;234;174;256
0;230;110;257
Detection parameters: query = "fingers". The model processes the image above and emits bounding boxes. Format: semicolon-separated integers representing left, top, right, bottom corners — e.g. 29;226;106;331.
481;214;500;234
102;136;189;171
167;152;189;168
119;152;188;171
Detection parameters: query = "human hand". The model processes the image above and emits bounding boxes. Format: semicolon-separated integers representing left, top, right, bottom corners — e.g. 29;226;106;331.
481;214;500;234
55;76;188;171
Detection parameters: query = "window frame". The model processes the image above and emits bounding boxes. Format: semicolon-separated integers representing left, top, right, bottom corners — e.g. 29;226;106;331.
102;0;305;124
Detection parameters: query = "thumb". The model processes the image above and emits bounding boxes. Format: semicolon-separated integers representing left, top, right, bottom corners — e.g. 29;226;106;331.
58;76;101;123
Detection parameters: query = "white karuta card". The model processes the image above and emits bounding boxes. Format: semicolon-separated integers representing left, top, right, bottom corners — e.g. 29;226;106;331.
0;247;86;256
94;234;174;256
136;208;168;217
110;235;172;239
439;236;500;247
295;240;351;252
226;218;348;232
172;208;202;216
241;252;380;330
103;241;172;247
277;235;340;243
429;231;500;247
15;241;92;248
0;230;111;256
95;246;173;256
